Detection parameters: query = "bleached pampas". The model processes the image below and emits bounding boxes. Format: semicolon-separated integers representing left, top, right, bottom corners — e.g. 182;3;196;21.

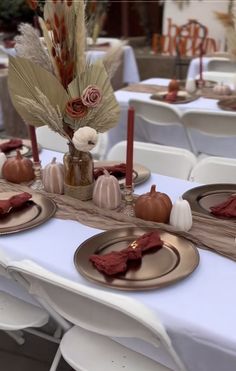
15;23;53;73
16;87;70;140
102;40;126;80
215;11;236;60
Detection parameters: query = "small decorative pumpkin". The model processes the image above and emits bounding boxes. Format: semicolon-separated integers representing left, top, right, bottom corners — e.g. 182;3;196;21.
168;79;180;93
169;198;192;232
2;150;34;183
0;152;7;178
93;169;122;210
213;83;232;96
185;79;197;94
135;184;172;223
72;126;98;152
43;157;64;194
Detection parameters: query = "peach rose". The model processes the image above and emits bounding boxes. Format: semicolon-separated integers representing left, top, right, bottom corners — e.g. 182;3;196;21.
81;85;102;108
66;98;88;119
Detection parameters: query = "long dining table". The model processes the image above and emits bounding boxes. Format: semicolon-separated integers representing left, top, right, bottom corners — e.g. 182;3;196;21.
1;148;236;371
108;78;236;159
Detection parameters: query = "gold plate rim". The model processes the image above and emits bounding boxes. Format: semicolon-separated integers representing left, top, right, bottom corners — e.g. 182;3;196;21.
182;183;236;218
74;227;199;291
150;92;198;104
94;161;151;187
0;192;57;235
0;139;42;158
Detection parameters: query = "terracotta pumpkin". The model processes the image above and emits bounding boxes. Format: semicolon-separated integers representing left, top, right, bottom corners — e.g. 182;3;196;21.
93;169;122;210
135;184;172;223
43;157;64;194
2;150;34;184
168;79;180;93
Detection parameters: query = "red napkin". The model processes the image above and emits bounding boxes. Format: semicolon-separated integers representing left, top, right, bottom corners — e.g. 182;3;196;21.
89;231;163;276
164;91;178;103
94;163;127;180
210;195;236;217
0;139;23;153
0;192;32;215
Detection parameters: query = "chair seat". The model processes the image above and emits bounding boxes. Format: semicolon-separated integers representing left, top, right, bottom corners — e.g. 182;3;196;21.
60;326;171;371
0;291;49;331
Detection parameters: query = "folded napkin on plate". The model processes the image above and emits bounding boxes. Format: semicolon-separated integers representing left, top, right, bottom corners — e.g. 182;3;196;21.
210;195;236;217
94;163;126;180
0;192;32;215
0;139;23;153
89;231;163;275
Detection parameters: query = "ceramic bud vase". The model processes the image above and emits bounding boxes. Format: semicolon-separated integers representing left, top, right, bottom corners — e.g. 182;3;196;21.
63;143;94;201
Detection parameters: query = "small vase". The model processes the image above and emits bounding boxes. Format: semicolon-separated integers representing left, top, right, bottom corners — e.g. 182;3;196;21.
63;143;94;201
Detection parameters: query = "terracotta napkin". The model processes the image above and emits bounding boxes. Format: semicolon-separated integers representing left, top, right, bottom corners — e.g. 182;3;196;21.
94;163;126;180
0;192;32;215
89;231;163;275
0;139;23;153
210;195;236;218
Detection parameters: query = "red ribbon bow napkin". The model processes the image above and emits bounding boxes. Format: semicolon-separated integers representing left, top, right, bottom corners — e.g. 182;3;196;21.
0;139;23;153
210;195;236;218
89;231;163;276
0;192;32;215
94;163;127;180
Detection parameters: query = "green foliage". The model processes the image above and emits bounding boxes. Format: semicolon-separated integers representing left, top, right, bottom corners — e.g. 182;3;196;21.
0;0;33;23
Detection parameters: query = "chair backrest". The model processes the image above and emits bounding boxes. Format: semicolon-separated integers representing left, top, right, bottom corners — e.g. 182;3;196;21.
129;99;192;151
190;156;236;184
8;259;186;371
107;141;196;180
36;126;108;160
207;59;236;73
182;109;236;156
200;71;236;84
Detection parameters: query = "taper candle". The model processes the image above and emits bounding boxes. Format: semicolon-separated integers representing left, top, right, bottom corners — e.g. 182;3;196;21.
125;107;135;187
28;125;39;163
199;44;203;82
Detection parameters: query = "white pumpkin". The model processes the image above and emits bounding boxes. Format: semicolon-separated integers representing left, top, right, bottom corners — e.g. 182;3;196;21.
213;83;232;96
72;126;98;152
185;79;196;94
43;157;64;194
0;152;7;178
93;169;122;210
169;198;192;232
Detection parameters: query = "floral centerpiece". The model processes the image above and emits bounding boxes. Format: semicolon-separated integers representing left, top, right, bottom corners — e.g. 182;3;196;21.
7;0;121;200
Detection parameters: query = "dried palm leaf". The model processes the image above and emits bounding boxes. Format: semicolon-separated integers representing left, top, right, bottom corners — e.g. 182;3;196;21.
102;40;125;79
8;56;69;127
15;23;53;73
67;60;120;132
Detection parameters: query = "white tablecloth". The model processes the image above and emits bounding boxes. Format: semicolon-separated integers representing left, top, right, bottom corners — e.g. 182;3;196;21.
1;149;236;371
108;78;236;158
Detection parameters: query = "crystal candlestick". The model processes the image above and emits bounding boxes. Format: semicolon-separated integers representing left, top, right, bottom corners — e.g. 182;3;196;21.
30;161;44;191
120;185;135;217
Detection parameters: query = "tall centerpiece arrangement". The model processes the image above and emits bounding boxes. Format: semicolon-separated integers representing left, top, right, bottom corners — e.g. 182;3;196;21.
7;0;120;200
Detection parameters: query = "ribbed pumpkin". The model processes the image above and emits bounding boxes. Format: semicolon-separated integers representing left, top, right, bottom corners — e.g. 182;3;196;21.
43;157;64;194
169;198;192;232
135;185;172;223
0;152;7;178
2;150;34;183
93;169;122;209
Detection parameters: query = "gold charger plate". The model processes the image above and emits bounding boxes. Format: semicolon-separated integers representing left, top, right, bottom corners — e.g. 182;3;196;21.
150;90;198;104
0;139;42;158
182;184;236;218
94;161;151;187
74;227;199;291
217;97;236;111
0;192;57;235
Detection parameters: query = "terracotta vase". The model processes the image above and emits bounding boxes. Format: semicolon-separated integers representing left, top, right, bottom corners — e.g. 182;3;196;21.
63;143;94;201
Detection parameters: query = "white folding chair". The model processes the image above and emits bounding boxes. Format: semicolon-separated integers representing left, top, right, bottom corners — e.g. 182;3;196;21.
182;109;236;158
189;156;236;184
200;71;236;84
36;126;108;159
0;249;49;346
207;59;236;73
107;141;196;180
8;259;187;371
129;99;192;151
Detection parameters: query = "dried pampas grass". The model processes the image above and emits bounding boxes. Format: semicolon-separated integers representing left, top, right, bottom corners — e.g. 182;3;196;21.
215;11;236;59
102;40;126;80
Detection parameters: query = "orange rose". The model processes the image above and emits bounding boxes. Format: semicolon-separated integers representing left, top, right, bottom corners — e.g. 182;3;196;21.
66;98;88;119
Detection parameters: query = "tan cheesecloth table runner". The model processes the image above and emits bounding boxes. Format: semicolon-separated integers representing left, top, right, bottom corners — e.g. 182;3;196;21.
1;180;236;262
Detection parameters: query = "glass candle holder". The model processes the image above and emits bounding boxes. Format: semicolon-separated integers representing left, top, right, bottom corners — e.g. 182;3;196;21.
30;161;44;191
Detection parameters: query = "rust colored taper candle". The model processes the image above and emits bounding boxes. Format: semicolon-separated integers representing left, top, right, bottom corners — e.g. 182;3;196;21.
28;125;39;163
125;106;135;187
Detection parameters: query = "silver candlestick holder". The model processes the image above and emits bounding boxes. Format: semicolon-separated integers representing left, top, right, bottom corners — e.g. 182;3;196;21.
30;161;44;191
120;185;135;217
